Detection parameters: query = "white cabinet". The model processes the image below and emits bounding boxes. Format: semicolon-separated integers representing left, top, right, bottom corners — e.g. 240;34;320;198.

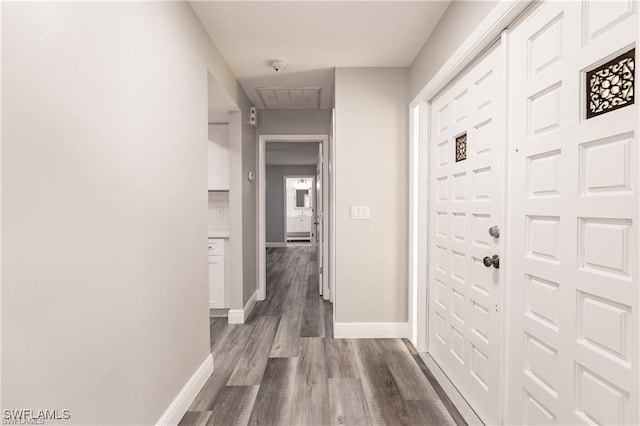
208;238;226;309
286;216;312;233
208;124;229;191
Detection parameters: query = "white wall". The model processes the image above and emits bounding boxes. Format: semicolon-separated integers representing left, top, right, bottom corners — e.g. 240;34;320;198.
409;1;498;99
240;108;258;305
334;68;409;323
2;2;252;424
208;124;229;191
257;109;331;135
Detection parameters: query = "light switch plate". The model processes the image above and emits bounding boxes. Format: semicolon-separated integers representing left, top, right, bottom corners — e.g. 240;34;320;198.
351;206;370;220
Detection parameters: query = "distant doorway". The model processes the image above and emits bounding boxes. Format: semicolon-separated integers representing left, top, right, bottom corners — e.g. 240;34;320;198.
258;134;331;303
284;176;315;245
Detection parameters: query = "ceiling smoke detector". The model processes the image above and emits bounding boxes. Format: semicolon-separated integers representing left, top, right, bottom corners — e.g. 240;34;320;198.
271;60;287;72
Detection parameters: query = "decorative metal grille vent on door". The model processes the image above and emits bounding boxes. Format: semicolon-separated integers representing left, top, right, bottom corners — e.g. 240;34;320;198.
455;133;467;162
586;48;635;119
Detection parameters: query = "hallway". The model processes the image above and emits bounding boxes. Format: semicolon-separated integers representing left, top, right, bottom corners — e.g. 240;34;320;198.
179;247;463;425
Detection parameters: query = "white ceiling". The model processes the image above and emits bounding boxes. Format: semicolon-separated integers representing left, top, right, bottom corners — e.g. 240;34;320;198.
191;1;451;109
266;142;319;166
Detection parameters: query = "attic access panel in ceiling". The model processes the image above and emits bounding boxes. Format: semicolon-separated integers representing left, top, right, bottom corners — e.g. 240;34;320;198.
256;87;321;109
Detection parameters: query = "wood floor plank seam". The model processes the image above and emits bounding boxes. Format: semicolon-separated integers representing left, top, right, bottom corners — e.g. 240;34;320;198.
181;247;467;426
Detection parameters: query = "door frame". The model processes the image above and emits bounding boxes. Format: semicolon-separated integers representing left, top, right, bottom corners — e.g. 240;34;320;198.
282;175;316;244
408;0;531;353
258;134;330;302
407;0;532;423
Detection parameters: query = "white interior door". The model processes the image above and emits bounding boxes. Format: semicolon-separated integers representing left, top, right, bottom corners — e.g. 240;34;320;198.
428;39;506;424
316;145;323;295
507;1;638;424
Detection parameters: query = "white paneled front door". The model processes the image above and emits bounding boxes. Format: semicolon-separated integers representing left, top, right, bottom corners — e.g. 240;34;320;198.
507;1;638;424
428;40;506;424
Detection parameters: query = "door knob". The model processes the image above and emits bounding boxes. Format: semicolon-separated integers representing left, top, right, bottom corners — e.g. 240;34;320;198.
483;255;500;269
488;226;500;238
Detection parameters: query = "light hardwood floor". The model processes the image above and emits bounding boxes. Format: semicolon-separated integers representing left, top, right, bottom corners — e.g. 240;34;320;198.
180;247;464;425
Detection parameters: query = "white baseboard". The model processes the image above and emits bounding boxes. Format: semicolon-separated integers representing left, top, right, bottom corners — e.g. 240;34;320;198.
156;353;213;425
228;290;257;324
266;242;287;248
334;322;409;339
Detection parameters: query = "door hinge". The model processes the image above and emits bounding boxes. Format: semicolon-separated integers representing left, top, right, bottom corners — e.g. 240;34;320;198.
320;266;323;275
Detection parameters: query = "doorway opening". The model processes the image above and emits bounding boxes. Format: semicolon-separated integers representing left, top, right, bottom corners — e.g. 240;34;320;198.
206;71;239;316
258;134;331;306
284;176;315;245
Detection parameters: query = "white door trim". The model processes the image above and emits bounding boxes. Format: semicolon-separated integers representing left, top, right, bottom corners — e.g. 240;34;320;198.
330;108;337;307
408;0;531;354
258;134;330;302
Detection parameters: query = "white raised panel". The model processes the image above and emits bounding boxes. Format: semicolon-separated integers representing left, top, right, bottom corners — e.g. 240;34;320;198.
436;212;448;238
451;326;465;365
529;13;563;76
473;119;493;157
438;139;450;168
471;257;491;297
452;213;466;242
471;301;489;343
452;251;466;284
471;344;489;390
455;89;470;123
473;167;492;200
579;218;631;279
475;70;494;111
523;392;556;425
437;176;448;201
439;104;450;132
578;291;630;363
576;364;628;425
452;289;465;324
208;255;225;308
435;312;449;346
526;216;560;263
583;0;634;44
580;133;632;195
208;238;225;256
453;172;467;201
208;125;230;191
525;334;558;396
527;150;561;198
436;279;450;310
528;83;562;137
472;213;491;248
525;274;559;330
436;245;449;274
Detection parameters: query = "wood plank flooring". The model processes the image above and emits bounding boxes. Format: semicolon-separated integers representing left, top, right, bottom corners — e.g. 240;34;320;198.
180;247;464;426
